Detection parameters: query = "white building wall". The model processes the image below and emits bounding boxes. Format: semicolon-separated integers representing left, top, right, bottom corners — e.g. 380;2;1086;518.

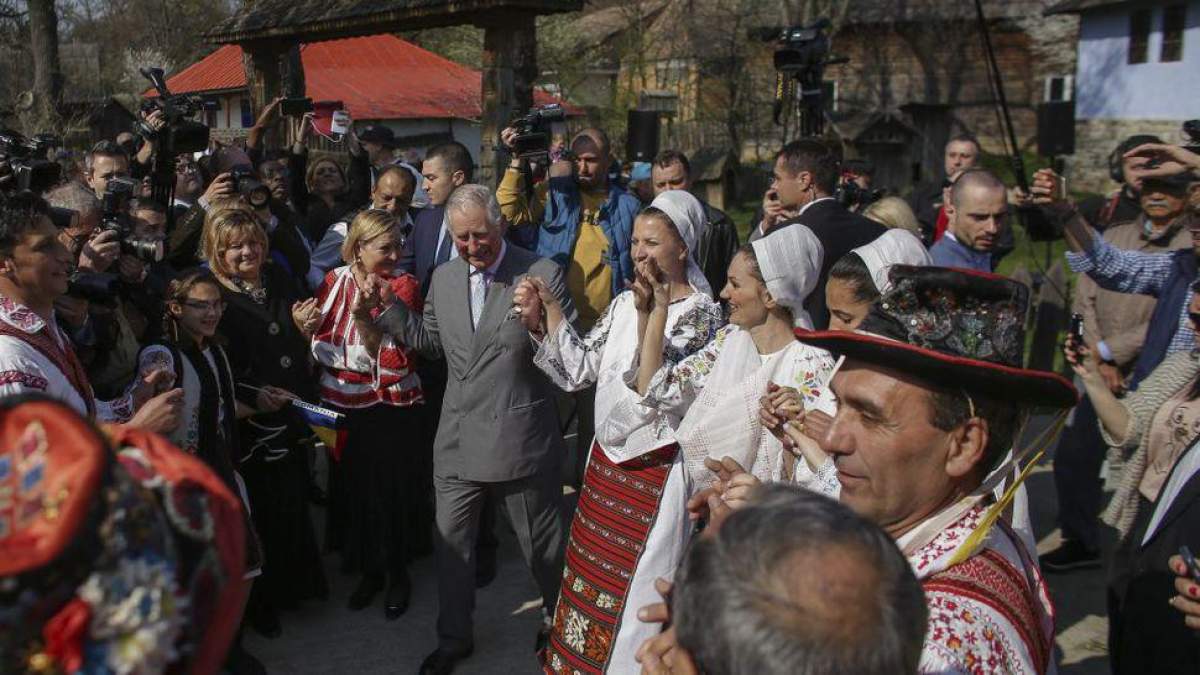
1075;0;1200;120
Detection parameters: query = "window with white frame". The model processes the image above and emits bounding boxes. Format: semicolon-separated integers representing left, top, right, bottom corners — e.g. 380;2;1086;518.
1044;75;1074;103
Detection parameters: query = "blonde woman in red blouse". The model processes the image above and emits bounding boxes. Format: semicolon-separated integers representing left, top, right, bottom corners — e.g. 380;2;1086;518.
310;209;425;620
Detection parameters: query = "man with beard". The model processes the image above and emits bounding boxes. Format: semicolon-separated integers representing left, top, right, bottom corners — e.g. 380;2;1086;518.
928;169;1009;271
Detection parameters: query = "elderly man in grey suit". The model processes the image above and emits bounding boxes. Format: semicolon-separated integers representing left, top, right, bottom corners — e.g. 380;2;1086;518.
359;184;574;675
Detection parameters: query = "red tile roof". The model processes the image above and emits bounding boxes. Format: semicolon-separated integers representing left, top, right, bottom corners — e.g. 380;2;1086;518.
155;34;571;121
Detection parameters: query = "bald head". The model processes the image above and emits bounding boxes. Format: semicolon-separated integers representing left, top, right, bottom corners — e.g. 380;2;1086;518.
947;169;1008;252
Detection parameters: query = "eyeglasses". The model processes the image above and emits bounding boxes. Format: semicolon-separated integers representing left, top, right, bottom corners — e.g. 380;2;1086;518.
176;163;199;175
181;299;226;313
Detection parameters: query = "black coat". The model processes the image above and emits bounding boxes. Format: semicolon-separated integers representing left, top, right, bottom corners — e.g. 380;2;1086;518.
697;202;740;299
1108;442;1200;675
758;199;885;330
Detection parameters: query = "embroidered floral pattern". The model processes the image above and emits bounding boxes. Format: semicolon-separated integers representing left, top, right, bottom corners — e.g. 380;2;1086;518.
0;296;46;333
78;556;188;675
0;369;48;390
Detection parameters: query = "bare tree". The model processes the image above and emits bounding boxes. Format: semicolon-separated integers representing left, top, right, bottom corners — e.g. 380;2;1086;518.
27;0;62;123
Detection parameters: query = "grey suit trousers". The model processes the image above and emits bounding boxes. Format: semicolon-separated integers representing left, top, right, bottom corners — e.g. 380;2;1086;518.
434;469;565;652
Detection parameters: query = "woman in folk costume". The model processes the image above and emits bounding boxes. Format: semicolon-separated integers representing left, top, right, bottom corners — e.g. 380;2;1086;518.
311;209;425;620
512;190;724;674
632;224;839;502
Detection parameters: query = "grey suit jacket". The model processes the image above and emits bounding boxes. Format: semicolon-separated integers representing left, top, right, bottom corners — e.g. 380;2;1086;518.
376;244;577;482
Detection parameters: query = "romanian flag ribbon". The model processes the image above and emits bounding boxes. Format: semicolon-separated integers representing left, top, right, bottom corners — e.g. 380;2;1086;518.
292;399;347;461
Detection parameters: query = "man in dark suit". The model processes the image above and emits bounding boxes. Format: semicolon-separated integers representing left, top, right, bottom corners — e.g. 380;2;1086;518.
749;139;884;329
651;150;740;297
370;185;574;675
403;142;473;296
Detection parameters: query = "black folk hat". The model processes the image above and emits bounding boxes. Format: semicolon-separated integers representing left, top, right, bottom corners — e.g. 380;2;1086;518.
795;265;1077;409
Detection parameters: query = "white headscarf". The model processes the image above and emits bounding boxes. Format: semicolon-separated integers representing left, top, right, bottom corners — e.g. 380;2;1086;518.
648;190;712;296
750;224;824;329
851;229;932;294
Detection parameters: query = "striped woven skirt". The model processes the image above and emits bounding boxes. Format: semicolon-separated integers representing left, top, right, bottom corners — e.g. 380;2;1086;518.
543;440;679;674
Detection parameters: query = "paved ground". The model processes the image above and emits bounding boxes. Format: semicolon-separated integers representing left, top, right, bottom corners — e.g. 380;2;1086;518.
246;419;1116;674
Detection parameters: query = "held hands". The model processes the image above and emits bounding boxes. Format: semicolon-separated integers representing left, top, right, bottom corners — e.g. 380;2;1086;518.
1168;555;1200;631
512;276;559;335
685;456;760;536
351;273;394;320
634;578;699;675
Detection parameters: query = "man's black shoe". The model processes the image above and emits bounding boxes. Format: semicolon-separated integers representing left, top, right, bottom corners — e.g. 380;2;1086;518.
418;647;472;675
1039;540;1101;573
385;570;411;620
347;573;385;610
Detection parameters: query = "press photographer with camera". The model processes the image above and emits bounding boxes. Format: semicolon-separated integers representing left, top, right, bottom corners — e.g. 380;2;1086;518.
169;144;318;291
497;121;638;330
84;140;132;200
0;191;182;432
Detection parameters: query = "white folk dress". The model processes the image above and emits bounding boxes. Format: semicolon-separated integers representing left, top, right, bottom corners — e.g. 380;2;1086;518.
535;290;724;675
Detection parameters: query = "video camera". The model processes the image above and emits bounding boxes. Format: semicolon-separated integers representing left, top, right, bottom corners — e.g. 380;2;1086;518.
99;176;164;263
508;104;566;160
1182;119;1200;152
137;67;215;155
835;181;883;210
768;19;846;138
0;129;62;194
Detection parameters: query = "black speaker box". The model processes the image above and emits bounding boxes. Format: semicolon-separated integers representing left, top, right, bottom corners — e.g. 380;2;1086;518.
1037;102;1076;157
627;110;659;163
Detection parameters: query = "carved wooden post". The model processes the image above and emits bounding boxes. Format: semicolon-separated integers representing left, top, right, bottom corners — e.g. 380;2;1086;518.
241;40;305;149
478;11;538;186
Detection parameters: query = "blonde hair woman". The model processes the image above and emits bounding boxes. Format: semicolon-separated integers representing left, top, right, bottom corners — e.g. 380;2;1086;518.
310;208;425;620
863;196;923;235
202;208;329;636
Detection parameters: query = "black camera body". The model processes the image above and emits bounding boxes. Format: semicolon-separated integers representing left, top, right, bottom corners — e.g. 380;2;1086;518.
509;104;566;159
0;129;62;194
835;181;882;210
773;21;833;76
228;165;271;208
101;176;163;263
768;19;844;137
137;67;215;156
66;271;119;304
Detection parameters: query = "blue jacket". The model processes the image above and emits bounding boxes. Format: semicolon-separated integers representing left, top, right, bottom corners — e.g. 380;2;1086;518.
511;177;639;296
1130;249;1197;389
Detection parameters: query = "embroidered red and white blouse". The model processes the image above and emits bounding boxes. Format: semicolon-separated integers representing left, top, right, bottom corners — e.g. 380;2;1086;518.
311;267;424;409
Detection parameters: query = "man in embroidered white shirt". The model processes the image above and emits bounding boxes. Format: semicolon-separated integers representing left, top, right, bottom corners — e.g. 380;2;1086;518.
0;193;182;432
791;266;1078;674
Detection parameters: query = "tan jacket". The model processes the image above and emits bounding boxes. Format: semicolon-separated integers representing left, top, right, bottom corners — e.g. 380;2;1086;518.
1073;217;1191;371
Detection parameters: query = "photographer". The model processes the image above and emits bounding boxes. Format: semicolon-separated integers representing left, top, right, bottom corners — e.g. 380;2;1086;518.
84;140;132;199
1080;135;1163;232
171;152;206;219
43;183;118;353
0;191;182;431
497;125;638;330
169;145;318;291
839;158;879;213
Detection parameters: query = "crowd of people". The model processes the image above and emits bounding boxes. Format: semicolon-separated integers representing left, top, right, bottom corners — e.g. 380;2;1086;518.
1;90;1200;675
